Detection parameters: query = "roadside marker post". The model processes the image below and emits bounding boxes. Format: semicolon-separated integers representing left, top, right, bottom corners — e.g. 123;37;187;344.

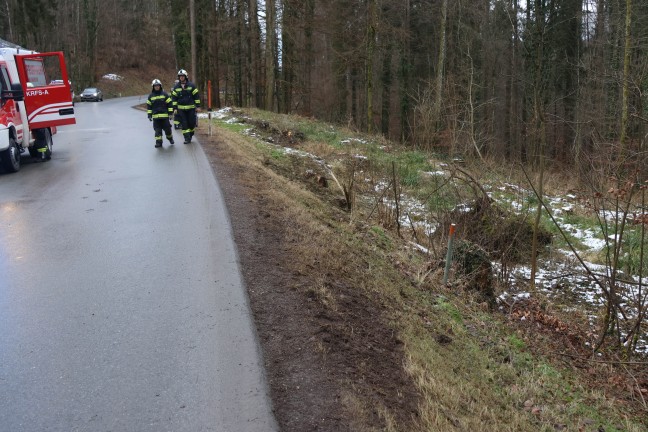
207;80;212;136
443;224;456;285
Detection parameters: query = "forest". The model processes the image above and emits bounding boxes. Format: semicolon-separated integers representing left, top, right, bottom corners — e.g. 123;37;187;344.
1;0;647;173
3;2;648;427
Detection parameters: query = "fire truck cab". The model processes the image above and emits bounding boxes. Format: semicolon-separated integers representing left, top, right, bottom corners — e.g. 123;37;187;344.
0;43;76;173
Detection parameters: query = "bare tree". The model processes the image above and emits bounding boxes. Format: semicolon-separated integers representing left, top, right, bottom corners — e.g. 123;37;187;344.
433;0;448;130
264;0;276;111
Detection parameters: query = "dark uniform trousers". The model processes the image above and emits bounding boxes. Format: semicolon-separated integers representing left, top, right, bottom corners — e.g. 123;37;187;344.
171;80;200;143
147;89;174;146
176;108;197;140
153;118;173;145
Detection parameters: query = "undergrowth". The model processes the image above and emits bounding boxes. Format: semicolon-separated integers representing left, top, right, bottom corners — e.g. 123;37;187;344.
202;108;648;431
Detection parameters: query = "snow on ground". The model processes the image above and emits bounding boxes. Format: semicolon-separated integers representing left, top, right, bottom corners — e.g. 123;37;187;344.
340;138;368;145
198;107;231;120
497;194;648;354
208;107;647;354
422;170;448;177
102;73;123;81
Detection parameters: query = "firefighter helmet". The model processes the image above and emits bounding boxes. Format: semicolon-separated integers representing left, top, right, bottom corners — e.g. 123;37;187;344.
177;69;188;78
151;79;162;87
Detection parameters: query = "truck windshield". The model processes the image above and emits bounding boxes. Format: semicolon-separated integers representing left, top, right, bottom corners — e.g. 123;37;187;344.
24;56;63;88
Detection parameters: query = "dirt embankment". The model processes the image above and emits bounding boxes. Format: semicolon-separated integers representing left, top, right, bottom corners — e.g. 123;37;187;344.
199;129;421;431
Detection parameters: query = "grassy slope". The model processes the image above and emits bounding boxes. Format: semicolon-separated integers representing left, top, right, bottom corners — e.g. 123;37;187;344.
205;108;646;432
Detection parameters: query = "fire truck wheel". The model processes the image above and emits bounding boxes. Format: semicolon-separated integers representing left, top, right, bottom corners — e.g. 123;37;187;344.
1;136;21;172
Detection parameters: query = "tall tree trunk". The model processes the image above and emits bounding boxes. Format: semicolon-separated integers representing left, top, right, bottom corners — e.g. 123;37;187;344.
190;0;196;79
366;0;377;133
303;0;314;116
5;0;13;41
264;0;276;111
248;0;261;108
433;0;448;130
467;50;483;160
235;0;243;106
509;0;521;161
381;41;392;137
530;0;547;292
82;0;99;84
351;67;358;125
281;1;295;114
619;0;632;158
400;0;411;142
211;0;221;109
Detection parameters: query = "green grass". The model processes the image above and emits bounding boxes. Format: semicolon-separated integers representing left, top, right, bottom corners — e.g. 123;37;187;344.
245;108;349;146
370;226;392;249
611;227;648;275
208;113;648;432
558;211;600;232
269;148;286;160
435;297;464;325
508;334;527;351
424;188;463;213
300;121;344;146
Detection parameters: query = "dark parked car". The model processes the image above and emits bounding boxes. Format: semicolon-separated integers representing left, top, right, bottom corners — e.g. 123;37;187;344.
80;87;103;102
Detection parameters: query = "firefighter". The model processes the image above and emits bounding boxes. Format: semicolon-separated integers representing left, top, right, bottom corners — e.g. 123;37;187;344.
26;82;52;161
32;128;51;161
171;69;200;144
146;79;174;148
172;80;181;130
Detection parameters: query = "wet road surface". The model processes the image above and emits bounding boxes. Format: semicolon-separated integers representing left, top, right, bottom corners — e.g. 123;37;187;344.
0;97;277;431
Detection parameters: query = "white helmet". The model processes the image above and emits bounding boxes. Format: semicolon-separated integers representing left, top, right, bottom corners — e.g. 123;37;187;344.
177;69;188;78
151;78;162;87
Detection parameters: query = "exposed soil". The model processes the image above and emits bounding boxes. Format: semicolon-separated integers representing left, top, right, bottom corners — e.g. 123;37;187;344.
197;122;648;430
198;130;421;431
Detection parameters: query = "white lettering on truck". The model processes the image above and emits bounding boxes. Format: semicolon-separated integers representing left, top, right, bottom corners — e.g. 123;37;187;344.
26;89;49;96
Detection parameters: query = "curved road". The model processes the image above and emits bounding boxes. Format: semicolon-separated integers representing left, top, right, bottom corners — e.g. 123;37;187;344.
0;97;277;431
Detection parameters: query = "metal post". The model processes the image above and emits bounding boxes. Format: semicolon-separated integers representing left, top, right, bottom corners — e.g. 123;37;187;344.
207;80;212;136
443;223;456;285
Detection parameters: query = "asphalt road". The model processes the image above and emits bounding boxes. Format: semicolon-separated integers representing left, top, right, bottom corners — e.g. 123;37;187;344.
0;97;278;431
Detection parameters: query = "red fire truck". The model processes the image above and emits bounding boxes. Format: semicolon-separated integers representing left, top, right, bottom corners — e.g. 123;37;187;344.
0;43;76;173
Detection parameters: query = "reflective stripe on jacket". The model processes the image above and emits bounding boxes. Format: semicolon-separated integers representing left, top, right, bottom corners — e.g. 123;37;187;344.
147;91;174;118
171;81;200;110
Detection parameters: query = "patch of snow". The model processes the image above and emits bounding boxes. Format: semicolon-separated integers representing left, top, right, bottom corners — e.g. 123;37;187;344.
559;222;607;251
510;201;523;212
273;145;326;167
453;203;473;214
503;182;526;193
199;107;232;120
409;242;429;254
216;115;648;355
422;171;446;177
102;73;123;81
